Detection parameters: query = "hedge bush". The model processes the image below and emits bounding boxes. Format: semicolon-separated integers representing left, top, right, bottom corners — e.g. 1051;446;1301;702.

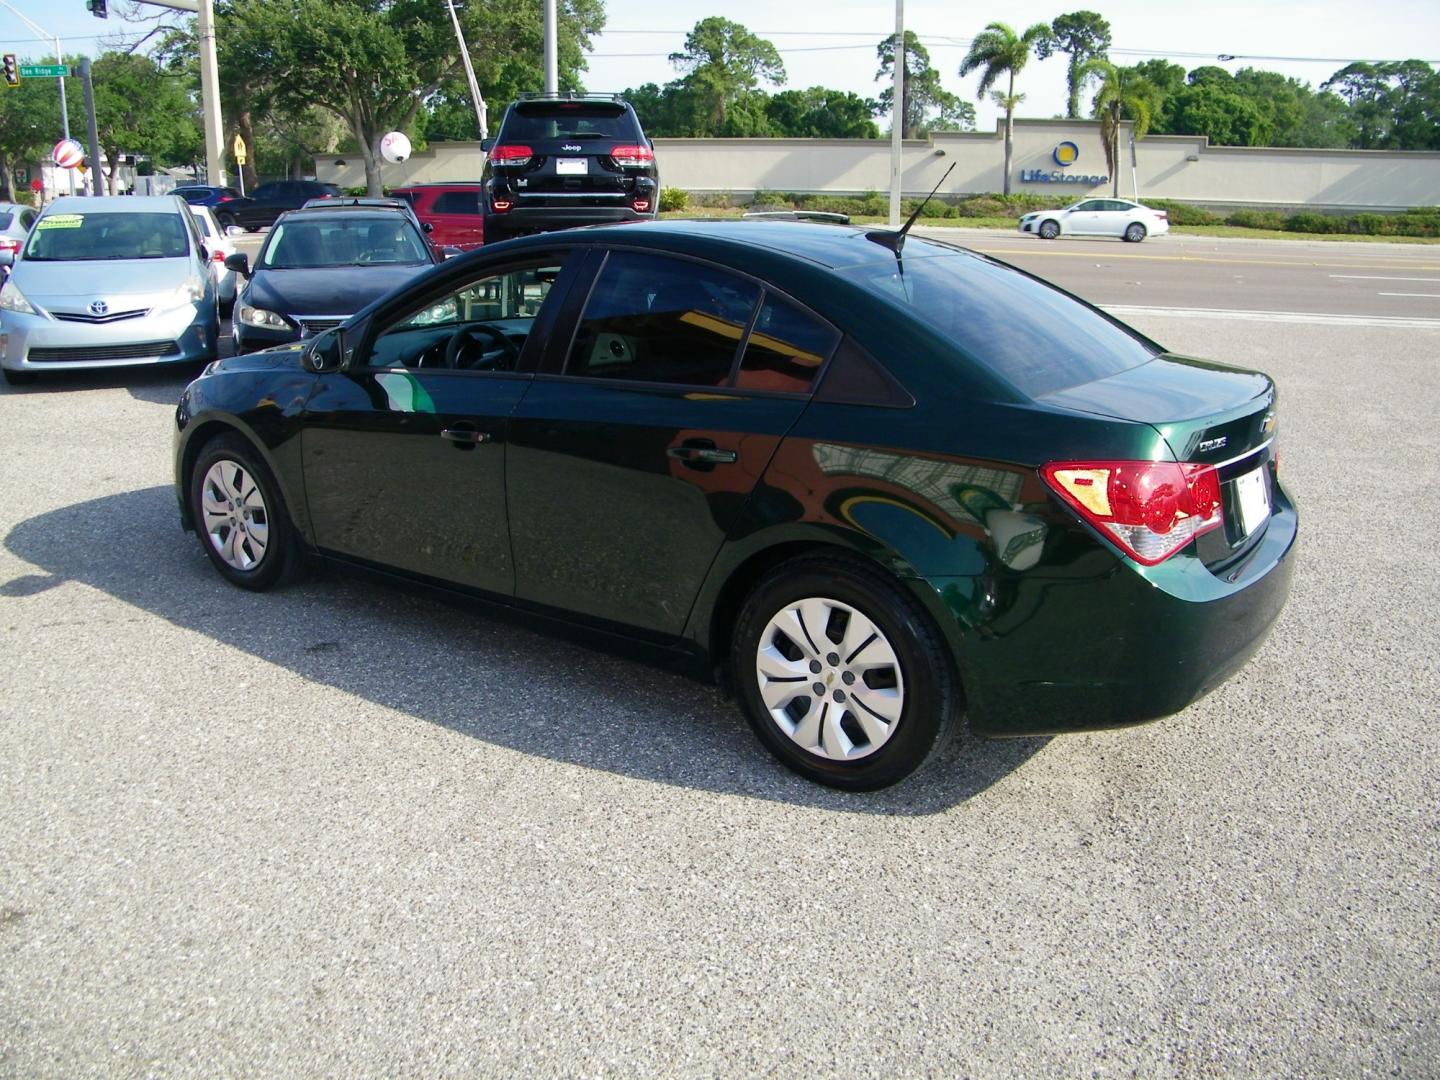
1226;209;1288;230
659;186;688;212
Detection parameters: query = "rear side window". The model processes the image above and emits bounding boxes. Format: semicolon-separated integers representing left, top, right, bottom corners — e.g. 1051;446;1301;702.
0;212;12;230
503;103;639;142
843;254;1157;397
734;294;838;394
567;252;759;387
432;191;480;214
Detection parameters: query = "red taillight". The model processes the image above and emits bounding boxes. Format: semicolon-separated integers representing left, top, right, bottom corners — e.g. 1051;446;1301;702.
490;144;533;165
1155;211;1168;221
632;198;651;212
218;195;234;202
1041;459;1222;566
0;238;20;251
212;250;225;262
491;199;512;213
610;144;654;167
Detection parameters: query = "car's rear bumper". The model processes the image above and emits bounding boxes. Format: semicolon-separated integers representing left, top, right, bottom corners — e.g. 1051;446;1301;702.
0;303;217;372
487;205;655;237
923;487;1298;736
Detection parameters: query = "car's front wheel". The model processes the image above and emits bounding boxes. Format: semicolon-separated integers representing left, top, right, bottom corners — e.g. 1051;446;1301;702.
188;433;304;590
1038;219;1061;240
1124;222;1147;243
731;555;959;790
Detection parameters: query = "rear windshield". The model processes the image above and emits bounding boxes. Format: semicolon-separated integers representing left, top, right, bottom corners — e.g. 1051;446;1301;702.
502;102;638;142
260;216;429;268
0;212;12;230
22;211;190;261
842;254;1158;397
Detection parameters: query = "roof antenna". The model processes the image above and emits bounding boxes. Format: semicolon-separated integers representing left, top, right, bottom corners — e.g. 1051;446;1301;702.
868;162;956;255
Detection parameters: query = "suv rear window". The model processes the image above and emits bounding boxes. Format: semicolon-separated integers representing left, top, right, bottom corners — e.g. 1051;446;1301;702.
502;102;639;142
842;253;1158;398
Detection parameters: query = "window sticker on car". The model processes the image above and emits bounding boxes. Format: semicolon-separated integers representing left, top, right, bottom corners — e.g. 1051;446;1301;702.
37;215;84;230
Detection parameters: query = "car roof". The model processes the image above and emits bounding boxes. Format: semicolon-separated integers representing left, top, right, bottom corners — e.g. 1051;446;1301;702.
280;206;417;224
501;218;971;271
44;195;188;214
391;182;482;190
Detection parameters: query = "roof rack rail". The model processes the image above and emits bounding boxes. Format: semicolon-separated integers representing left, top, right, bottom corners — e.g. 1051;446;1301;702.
515;91;629;103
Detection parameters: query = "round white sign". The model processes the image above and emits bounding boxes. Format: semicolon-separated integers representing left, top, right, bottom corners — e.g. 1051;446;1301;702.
52;139;85;169
380;131;412;164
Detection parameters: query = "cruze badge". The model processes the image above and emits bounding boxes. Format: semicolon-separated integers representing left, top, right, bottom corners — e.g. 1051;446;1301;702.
89;300;108;316
563;144;581;152
1198;436;1228;453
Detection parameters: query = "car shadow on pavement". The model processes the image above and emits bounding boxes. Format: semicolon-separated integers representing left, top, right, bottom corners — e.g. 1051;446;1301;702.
4;486;1049;814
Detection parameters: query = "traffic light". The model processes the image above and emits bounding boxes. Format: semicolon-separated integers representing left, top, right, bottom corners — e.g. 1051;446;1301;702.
87;0;109;18
2;55;17;87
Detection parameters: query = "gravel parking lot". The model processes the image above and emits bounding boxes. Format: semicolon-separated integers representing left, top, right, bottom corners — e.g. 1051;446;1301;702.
2;255;1437;1075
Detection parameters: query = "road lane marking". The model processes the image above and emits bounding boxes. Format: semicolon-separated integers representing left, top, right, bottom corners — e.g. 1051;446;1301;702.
1377;292;1440;298
1102;304;1440;330
1330;275;1440;282
955;244;1440;272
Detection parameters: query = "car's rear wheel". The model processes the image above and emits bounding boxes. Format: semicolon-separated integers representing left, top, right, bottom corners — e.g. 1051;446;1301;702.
188;433;304;590
1038;219;1061;240
1124;222;1147;243
731;555;959;790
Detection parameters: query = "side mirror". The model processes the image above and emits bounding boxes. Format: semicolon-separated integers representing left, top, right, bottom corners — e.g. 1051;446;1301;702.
198;244;209;263
225;225;245;237
224;252;250;276
422;222;433;233
480;138;494;152
302;327;345;373
441;246;463;260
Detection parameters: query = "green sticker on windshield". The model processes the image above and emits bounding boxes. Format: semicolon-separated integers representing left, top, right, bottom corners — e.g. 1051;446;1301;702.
37;214;84;229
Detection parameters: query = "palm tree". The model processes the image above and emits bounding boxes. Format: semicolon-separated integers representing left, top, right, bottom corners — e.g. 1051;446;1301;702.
1078;60;1157;197
958;21;1050;195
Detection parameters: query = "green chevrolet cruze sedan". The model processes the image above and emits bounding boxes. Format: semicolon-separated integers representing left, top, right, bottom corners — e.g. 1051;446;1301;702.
174;220;1295;789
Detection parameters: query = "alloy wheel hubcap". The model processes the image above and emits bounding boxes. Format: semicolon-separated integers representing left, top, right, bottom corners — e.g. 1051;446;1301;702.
755;597;905;761
201;459;269;571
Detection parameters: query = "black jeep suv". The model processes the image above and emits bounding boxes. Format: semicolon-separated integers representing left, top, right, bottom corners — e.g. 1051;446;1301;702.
482;93;659;243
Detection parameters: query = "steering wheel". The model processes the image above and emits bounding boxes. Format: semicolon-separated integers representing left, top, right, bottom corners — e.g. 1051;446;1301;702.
444;325;521;371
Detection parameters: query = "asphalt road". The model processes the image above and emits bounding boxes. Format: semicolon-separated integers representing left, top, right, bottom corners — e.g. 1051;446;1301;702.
1;237;1437;1076
920;226;1440;323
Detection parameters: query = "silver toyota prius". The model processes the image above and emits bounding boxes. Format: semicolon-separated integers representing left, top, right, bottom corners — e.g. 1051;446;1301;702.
0;195;219;385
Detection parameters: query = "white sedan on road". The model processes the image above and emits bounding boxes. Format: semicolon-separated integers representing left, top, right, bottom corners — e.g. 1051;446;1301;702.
1019;198;1170;243
189;205;240;314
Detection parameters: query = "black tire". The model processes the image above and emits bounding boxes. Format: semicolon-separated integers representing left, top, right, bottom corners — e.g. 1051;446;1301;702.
188;432;305;591
1;367;37;386
1124;222;1147;243
731;554;960;790
1038;219;1061;240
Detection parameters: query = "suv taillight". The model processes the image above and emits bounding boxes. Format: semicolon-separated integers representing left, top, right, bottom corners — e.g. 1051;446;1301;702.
1041;460;1222;566
610;144;654;167
490;144;533;166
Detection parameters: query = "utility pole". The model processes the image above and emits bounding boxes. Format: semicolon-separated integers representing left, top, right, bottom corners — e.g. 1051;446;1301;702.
0;0;74;194
889;0;904;226
543;0;557;94
79;57;103;195
444;0;488;139
126;0;225;186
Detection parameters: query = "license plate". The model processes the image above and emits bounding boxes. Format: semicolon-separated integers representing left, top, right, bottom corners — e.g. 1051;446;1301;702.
556;158;587;175
1234;467;1270;536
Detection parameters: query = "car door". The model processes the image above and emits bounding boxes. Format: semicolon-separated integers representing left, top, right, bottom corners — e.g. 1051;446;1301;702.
426;189;485;249
506;248;840;640
1066;200;1105;235
299;250;583;596
1098;200;1133;236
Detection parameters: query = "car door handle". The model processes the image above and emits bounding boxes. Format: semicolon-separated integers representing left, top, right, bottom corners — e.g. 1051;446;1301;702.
667;444;737;464
440;428;492;445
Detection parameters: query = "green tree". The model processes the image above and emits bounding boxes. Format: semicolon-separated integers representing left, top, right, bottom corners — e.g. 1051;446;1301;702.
958;20;1050;194
1078;60;1155;195
1034;10;1112;119
876;32;973;138
91;52;201;193
1164;81;1271;146
668;17;785;133
767;88;879;138
0;55;73;201
215;0;605;194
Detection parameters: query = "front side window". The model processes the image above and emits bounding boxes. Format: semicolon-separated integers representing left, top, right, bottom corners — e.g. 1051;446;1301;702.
368;261;566;371
432;191;481;215
23;211;190;261
251;183;281;199
567;252;759;387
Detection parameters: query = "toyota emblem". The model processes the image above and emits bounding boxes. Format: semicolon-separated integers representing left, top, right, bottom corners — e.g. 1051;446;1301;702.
89;300;109;316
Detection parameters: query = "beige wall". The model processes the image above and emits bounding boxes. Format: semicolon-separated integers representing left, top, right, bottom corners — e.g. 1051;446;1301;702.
314;119;1440;211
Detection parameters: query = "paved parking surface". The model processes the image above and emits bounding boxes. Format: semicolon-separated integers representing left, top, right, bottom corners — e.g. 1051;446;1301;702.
1;240;1437;1076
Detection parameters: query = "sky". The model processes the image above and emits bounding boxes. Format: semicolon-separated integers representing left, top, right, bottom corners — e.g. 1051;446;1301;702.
3;0;1439;133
